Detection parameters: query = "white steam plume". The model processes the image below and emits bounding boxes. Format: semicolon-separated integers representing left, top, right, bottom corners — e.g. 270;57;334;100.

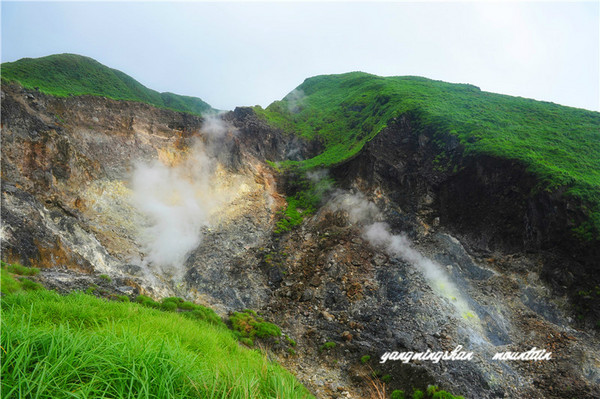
285;89;305;113
328;191;476;320
363;222;473;318
200;113;231;140
327;191;382;225
131;116;234;278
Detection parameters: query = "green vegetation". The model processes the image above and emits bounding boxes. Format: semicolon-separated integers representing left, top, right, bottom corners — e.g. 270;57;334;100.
419;385;464;399
111;294;130;303
391;390;405;399
229;309;282;346
1;53;216;115
1;261;40;276
135;294;161;308
285;335;297;346
389;385;466;399
133;295;226;328
1;290;312;398
319;341;336;352
413;390;425;399
85;285;97;295
255;72;600;238
274;167;334;234
1;262;43;294
99;273;111;282
275;196;306;233
361;355;371;364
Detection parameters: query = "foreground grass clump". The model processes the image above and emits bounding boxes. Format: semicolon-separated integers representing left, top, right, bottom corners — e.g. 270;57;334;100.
1;261;43;294
255;72;600;238
1;53;216;115
229;309;282;346
134;294;225;327
1;290;313;398
1;261;40;276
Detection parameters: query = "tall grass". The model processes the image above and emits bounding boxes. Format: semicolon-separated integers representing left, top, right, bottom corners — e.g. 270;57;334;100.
1;290;313;398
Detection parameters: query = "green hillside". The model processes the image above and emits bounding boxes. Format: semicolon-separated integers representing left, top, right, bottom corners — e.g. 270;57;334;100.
1;53;216;115
255;72;600;238
1;263;312;399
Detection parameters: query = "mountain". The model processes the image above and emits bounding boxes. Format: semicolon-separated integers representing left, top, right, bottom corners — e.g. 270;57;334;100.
2;57;600;398
256;72;600;239
1;53;217;115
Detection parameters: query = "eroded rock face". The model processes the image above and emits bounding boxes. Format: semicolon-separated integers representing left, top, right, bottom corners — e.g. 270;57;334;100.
1;83;285;303
333;115;599;317
261;198;600;398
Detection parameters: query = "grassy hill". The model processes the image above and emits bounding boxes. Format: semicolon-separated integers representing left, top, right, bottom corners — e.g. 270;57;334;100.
1;263;312;399
1;53;216;115
254;72;600;239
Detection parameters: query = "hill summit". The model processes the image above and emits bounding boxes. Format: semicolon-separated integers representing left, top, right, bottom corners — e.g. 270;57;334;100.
1;53;216;115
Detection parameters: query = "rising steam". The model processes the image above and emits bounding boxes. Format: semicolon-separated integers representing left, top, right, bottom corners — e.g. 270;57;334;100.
363;222;474;318
329;191;476;320
285;89;305;113
131;115;232;278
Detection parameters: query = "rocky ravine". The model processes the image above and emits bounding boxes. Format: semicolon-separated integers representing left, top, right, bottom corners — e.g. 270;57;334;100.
2;83;599;399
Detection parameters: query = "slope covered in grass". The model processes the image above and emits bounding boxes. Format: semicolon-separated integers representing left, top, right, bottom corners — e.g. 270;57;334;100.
254;72;600;238
1;53;216;115
1;290;313;398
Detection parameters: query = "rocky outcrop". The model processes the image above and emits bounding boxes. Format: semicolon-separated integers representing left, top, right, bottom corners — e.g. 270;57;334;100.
333;114;599;315
225;106;323;162
1;83;284;305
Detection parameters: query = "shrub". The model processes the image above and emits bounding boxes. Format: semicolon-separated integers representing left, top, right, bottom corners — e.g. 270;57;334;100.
114;295;129;302
161;301;178;312
85;286;97;295
424;385;465;399
185;306;225;328
229;309;282;345
135;295;160;309
381;374;391;383
432;391;464;399
178;301;197;310
162;296;184;305
319;341;336;352
413;389;425;399
391;390;405;399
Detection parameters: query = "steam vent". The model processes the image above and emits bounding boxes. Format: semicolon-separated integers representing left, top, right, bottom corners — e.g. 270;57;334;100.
2;54;600;399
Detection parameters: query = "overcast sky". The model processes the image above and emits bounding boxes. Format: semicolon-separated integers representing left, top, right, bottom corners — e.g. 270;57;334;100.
2;1;599;111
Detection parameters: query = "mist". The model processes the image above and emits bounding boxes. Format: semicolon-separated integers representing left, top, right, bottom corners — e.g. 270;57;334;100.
285;88;305;113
